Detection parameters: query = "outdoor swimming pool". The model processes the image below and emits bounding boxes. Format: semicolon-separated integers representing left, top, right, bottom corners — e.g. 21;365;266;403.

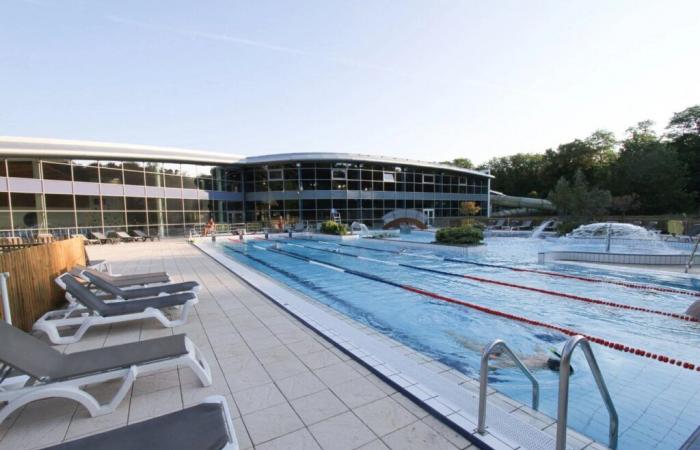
221;235;700;450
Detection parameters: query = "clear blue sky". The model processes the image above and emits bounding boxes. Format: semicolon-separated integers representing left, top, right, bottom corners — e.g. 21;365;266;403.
2;0;699;164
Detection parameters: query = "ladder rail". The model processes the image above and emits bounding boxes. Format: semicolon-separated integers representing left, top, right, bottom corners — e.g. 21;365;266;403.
477;339;540;434
685;235;700;274
556;335;618;450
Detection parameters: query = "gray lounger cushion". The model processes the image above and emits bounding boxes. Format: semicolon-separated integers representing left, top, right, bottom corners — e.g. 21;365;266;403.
43;401;229;450
82;271;198;300
0;321;188;382
60;274;194;317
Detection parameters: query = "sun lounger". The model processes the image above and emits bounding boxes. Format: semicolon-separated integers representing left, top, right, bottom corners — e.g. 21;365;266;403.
34;274;198;344
0;321;211;425
513;220;533;230
113;231;136;243
131;229;158;242
91;231;117;244
487;218;505;230
71;266;171;288
71;233;101;245
80;270;199;300
42;396;237;450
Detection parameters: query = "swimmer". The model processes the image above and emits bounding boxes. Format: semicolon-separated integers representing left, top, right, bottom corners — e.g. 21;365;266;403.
447;331;569;372
685;300;700;320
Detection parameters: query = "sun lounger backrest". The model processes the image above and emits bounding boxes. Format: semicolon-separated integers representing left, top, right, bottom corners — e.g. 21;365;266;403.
91;231;107;240
116;231;130;238
81;271;123;297
60;274;109;315
0;321;63;380
133;230;146;237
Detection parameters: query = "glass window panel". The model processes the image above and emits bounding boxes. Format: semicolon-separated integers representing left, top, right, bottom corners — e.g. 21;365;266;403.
167;211;183;224
269;181;283;191
148;212;164;226
268;169;283;181
161;163;180;175
75;195;102;210
0;161;6;177
73;164;100;183
0;193;9;210
197;178;213;191
125;197;146;210
302;199;316;210
11;193;40;208
45;194;74;210
302;180;316;190
42;162;72;181
103;212;125;227
102;196;125;210
332;169;346;180
184;211;199;223
126;211;147;226
76;211;102;227
99;161;122;168
284;179;299;191
123;170;144;185
166;198;182;210
122;161;144;171
383;172;395;182
164;174;181;188
46;212;76;228
13;211;41;228
316;168;331;179
145;172;162;186
182;177;197;189
183;199;199;210
316;180;330;190
7;161;36;178
147;198;165;210
100;168;123;184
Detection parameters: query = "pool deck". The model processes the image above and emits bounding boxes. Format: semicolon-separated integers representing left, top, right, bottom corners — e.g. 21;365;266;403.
0;239;477;450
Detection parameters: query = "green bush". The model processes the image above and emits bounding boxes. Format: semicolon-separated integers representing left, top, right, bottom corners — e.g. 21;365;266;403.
435;225;483;245
320;220;348;235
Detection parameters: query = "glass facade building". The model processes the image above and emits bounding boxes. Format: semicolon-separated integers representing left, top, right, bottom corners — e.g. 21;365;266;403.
0;139;491;236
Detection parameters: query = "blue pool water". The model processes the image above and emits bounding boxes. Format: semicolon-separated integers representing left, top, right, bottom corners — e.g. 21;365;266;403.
220;235;700;449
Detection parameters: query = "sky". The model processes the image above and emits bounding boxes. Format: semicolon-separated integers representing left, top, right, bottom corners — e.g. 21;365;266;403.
1;1;699;165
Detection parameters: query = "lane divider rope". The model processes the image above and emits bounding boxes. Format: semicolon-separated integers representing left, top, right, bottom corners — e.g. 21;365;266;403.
291;242;698;323
305;239;700;298
260;244;700;372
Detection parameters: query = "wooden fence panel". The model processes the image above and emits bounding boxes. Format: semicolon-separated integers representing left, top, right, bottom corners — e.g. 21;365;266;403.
0;238;86;331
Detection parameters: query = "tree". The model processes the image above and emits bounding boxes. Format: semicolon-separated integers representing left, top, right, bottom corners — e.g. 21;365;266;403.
443;158;474;169
666;105;700;209
610;121;694;214
459;201;481;224
611;194;640;218
547;169;611;219
541;130;617;189
486;153;546;197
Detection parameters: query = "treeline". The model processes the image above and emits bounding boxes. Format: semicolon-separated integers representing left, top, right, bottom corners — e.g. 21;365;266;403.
446;105;700;216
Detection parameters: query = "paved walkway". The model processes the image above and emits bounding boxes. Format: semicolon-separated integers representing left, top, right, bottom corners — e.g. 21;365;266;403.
0;240;474;450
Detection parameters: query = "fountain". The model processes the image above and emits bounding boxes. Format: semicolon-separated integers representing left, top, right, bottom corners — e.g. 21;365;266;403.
568;222;660;240
531;219;555;239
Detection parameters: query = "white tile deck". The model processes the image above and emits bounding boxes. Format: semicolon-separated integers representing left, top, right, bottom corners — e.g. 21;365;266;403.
0;240;477;450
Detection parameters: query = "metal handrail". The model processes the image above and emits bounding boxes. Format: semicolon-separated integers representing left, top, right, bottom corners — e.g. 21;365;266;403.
686;236;700;274
477;339;540;434
556;335;618;450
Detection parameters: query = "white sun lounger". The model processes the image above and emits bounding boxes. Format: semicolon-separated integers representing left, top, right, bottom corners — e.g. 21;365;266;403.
34;274;198;344
42;396;237;450
0;321;211;426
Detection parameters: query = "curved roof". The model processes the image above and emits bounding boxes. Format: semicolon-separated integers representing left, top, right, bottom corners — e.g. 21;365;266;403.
0;136;243;165
0;136;492;178
238;152;493;178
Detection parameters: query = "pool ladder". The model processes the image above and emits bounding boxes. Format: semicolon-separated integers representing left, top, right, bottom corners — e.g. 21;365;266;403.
477;335;619;450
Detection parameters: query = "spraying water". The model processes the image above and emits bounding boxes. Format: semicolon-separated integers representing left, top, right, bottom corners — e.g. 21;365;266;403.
531;219;555;239
569;223;660;240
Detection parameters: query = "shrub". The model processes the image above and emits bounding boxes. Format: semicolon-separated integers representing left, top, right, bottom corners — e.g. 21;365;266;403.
435;225;483;245
320;220;348;235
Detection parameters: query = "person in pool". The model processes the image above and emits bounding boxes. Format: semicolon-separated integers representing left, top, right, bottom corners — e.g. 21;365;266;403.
447;331;569;372
685;300;700;320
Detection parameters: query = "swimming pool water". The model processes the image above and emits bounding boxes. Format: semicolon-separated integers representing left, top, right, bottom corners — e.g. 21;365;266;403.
221;236;700;450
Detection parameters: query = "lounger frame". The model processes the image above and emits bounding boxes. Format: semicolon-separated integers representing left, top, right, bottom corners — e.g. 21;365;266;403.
0;337;211;425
